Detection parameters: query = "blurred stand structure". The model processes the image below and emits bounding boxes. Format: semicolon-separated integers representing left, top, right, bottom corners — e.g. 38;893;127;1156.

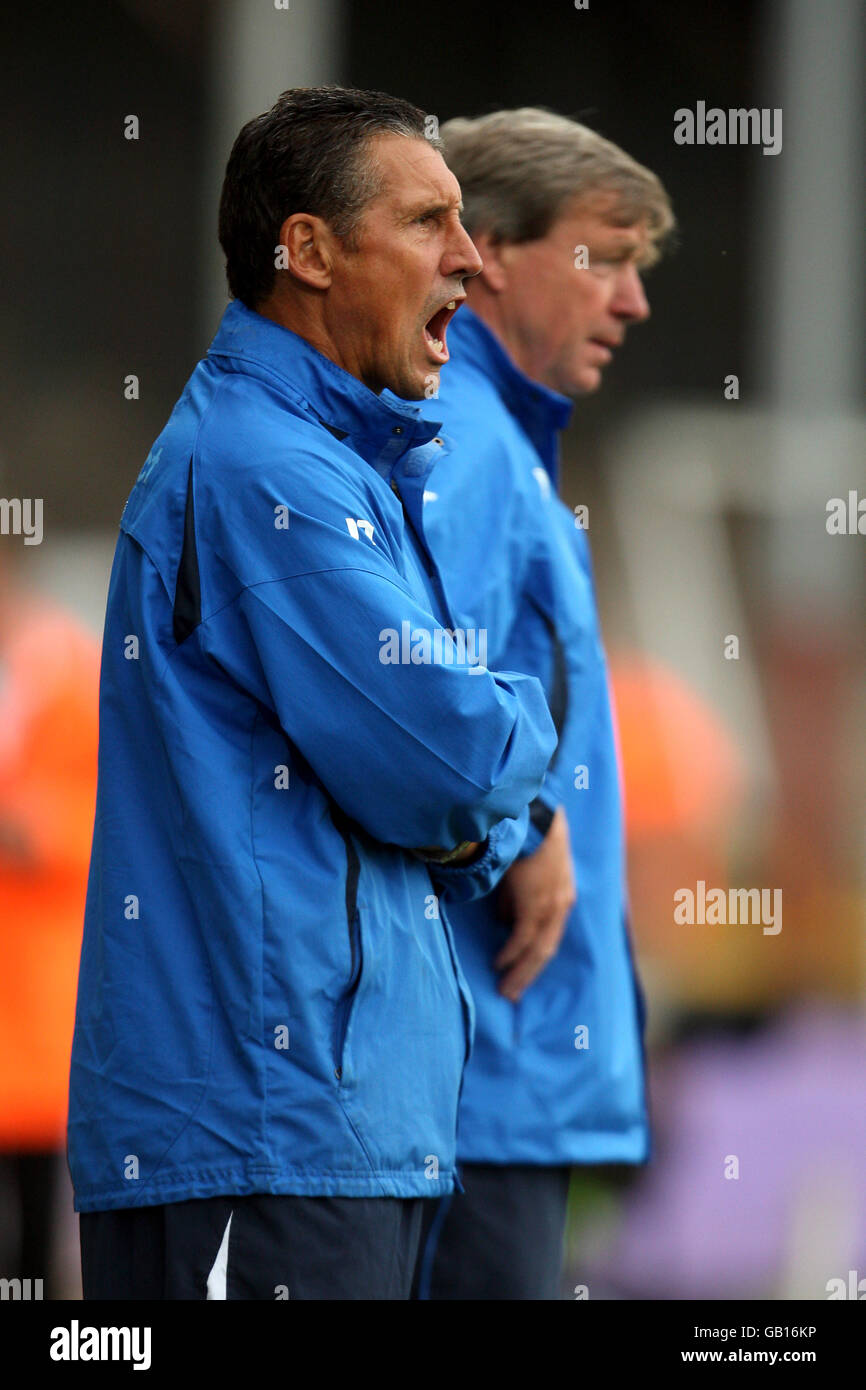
197;0;344;343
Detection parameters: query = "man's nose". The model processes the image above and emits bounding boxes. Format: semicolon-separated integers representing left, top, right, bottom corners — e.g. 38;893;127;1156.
442;219;483;281
614;265;650;322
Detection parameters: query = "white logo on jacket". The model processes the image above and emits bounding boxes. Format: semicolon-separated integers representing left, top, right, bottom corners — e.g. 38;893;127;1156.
532;467;551;499
345;518;376;543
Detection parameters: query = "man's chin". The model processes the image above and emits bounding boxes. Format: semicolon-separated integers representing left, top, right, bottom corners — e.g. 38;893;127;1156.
566;365;604;397
544;356;604;398
387;364;438;403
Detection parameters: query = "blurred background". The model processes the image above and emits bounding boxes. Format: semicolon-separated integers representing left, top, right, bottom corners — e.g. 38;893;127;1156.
1;0;864;1299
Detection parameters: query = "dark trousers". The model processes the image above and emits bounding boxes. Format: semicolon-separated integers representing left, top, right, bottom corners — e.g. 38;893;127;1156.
413;1163;571;1300
0;1151;60;1298
80;1192;424;1300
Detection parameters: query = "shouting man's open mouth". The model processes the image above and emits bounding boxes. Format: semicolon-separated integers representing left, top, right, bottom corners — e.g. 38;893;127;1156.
423;296;463;365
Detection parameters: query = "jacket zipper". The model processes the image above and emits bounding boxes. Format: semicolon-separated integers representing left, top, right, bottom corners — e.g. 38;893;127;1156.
390;478;456;629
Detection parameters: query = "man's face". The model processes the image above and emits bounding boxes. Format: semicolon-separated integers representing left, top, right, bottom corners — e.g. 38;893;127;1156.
493;191;653;396
325;134;483;399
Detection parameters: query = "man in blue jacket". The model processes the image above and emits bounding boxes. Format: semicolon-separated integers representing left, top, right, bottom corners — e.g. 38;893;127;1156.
68;88;557;1301
413;109;675;1298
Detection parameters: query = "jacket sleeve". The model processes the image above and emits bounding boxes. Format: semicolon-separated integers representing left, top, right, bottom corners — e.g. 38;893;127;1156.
425;443;579;863
427;807;531;901
202;460;558;851
515;497;607;858
498;491;578;860
516;580;572;857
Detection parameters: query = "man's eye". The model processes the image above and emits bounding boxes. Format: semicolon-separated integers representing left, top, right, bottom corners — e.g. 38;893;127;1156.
416;212;438;224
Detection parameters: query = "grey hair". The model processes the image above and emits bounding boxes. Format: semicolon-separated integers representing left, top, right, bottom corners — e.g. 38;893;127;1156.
440;108;675;264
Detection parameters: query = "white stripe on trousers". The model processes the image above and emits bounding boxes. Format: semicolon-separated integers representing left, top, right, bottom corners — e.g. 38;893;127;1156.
206;1211;234;1300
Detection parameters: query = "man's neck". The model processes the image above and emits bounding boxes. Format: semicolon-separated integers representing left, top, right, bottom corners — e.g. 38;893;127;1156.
255;293;364;387
462;287;536;382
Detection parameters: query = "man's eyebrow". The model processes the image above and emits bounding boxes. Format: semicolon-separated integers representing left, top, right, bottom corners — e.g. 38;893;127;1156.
592;233;649;260
398;196;464;221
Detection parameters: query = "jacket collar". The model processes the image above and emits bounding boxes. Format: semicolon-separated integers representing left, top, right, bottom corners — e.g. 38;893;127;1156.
207;299;444;473
447;306;573;480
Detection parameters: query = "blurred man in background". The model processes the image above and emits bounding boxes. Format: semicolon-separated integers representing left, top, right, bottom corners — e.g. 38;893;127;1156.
0;540;99;1298
414;109;675;1299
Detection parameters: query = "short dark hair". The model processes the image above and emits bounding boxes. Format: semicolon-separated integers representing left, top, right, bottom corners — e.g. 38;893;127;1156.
218;85;434;309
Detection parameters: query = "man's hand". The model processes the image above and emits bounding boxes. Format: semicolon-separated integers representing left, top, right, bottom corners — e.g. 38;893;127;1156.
494;806;576;1001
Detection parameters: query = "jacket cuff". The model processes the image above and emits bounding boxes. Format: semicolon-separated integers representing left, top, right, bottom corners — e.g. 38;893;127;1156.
431;810;528;902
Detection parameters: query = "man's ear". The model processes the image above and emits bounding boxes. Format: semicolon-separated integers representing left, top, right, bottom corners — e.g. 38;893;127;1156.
275;213;335;290
469;230;510;293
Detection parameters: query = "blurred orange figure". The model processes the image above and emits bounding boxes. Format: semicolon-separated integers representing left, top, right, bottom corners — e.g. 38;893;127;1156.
610;653;744;842
0;554;99;1287
608;653;755;1011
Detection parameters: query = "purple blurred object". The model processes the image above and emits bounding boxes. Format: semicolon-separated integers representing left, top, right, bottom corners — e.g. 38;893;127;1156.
582;1005;866;1299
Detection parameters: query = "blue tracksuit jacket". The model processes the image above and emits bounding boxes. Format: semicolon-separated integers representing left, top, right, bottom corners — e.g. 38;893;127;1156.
422;308;650;1164
67;300;557;1212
